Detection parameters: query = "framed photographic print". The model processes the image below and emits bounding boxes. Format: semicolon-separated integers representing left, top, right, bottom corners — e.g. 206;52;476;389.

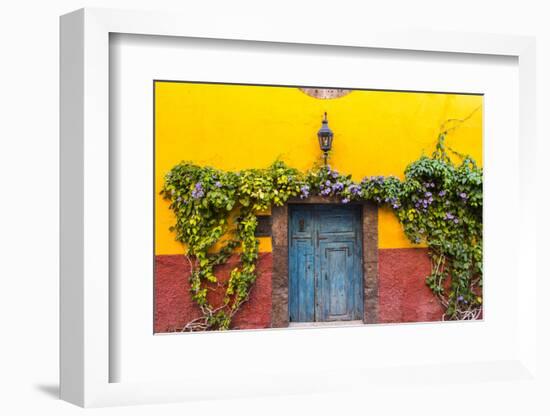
60;7;538;408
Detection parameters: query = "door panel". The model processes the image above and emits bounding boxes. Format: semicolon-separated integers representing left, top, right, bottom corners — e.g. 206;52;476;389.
318;214;355;234
289;239;314;322
289;205;364;322
289;207;315;322
319;241;353;321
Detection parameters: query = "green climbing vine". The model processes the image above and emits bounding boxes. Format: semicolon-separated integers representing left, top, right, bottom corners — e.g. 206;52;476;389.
161;133;482;330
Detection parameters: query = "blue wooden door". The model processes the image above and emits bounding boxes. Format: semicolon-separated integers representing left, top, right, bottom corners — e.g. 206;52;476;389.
289;205;363;322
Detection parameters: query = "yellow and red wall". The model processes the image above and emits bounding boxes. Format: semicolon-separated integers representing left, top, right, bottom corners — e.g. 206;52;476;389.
154;82;483;332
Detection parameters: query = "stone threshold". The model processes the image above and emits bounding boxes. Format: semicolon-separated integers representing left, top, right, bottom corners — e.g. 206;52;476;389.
288;320;364;328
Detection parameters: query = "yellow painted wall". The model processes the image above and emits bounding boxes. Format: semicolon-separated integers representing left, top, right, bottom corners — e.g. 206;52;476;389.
155;82;482;255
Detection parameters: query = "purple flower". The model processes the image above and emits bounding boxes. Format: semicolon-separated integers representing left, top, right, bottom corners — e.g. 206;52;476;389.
332;181;344;192
438;190;446;197
425;192;432;197
349;184;361;195
215;181;222;188
342;197;350;204
331;171;339;179
444;212;455;220
392;203;400;209
454;218;459;224
459;192;468;200
457;295;464;302
321;187;331;196
300;185;310;199
191;182;204;199
325;180;331;187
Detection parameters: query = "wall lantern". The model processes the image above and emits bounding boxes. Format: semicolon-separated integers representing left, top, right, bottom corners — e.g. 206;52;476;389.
317;112;334;166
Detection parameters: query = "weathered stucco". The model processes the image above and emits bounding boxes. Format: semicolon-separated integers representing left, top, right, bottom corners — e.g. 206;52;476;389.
378;248;443;323
154;247;443;333
154;253;272;333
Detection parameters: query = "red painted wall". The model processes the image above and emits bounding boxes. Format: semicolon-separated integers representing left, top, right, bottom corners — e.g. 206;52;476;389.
378;248;443;323
154;253;272;333
154;248;443;333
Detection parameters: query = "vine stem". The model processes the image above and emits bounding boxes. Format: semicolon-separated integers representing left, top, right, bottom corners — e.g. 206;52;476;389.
439;105;482;136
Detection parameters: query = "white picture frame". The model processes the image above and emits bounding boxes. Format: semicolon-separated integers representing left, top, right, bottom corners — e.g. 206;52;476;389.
60;7;537;407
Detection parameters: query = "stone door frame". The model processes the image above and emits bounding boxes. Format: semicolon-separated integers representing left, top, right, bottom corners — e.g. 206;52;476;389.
271;196;379;328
